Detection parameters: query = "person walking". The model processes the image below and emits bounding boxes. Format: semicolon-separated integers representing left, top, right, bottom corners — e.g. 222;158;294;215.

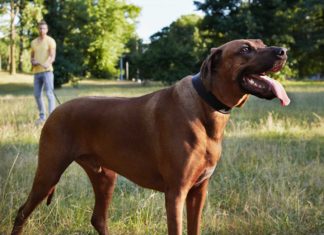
31;20;56;125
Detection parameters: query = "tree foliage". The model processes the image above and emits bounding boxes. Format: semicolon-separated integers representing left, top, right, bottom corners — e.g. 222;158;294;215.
1;0;323;84
132;14;205;84
85;0;140;78
195;0;324;79
288;0;324;77
1;0;139;87
124;37;146;80
18;0;44;72
128;0;323;83
43;0;139;87
0;1;44;73
43;0;91;87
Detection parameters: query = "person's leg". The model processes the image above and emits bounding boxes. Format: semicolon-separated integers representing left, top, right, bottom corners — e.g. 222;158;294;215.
33;73;46;120
43;71;56;115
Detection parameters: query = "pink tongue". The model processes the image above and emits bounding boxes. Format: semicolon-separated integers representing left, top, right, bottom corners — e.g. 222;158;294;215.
261;75;290;106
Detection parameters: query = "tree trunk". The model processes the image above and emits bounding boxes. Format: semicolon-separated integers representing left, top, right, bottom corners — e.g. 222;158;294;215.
10;0;16;75
18;30;23;72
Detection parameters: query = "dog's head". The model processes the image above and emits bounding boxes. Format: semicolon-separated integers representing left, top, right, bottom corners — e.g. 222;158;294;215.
200;39;290;107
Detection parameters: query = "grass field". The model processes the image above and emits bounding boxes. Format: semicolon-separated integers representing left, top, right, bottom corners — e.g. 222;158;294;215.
0;71;323;235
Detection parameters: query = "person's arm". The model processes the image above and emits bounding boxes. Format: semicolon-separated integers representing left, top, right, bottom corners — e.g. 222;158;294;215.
43;39;56;69
30;47;39;66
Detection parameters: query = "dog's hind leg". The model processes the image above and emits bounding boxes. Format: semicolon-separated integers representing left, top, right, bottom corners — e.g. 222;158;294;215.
11;155;72;235
77;159;117;235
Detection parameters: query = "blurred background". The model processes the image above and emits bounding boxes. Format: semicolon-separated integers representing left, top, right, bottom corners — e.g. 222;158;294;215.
0;0;323;87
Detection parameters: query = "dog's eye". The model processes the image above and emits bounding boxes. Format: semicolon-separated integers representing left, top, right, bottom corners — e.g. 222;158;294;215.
240;46;251;54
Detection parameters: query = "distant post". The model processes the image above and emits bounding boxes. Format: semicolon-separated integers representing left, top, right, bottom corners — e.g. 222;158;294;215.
119;56;124;80
126;61;129;80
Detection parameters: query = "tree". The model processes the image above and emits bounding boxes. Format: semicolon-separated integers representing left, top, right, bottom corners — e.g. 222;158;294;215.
85;0;140;78
43;0;140;87
195;0;324;79
9;0;18;75
138;14;204;84
0;1;44;74
195;0;294;46
44;0;91;87
288;0;324;77
0;3;10;71
124;37;146;80
17;0;44;72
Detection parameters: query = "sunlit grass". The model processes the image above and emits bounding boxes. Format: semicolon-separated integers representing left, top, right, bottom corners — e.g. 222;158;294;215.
0;72;323;234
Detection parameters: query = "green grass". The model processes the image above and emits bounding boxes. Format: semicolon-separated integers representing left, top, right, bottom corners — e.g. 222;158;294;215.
0;72;323;234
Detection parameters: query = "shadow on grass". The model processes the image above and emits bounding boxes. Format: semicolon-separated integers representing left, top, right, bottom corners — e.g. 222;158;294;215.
72;81;151;90
222;133;324;164
0;83;33;96
0;81;164;98
0;141;38;171
65;81;164;94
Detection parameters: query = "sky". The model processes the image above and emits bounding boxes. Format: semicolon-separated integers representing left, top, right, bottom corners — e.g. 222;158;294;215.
128;0;203;42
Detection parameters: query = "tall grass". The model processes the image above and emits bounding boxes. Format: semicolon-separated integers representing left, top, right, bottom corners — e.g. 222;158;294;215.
0;72;323;234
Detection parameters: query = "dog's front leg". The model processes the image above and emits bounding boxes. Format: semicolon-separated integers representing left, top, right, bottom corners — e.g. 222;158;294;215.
186;180;209;235
165;189;187;235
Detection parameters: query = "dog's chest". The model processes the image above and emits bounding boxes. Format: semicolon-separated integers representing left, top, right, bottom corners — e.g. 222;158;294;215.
194;166;216;186
194;140;222;186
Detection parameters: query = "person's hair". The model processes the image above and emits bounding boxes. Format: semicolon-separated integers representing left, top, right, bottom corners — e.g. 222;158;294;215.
38;20;48;27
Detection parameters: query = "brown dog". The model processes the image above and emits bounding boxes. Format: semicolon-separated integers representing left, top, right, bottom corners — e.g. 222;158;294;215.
12;39;290;235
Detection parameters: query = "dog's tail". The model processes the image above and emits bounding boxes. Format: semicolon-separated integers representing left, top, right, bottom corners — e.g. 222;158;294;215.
46;187;56;206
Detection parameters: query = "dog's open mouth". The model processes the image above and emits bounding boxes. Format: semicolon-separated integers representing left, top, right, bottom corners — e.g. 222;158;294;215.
240;62;290;106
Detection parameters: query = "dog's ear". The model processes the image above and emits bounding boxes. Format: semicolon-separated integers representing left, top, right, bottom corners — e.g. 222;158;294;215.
200;47;222;91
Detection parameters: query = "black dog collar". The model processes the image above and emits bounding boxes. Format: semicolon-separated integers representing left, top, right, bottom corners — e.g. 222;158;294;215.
192;73;232;114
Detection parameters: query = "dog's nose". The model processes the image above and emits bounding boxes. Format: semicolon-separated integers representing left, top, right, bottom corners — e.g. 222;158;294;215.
272;47;287;59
